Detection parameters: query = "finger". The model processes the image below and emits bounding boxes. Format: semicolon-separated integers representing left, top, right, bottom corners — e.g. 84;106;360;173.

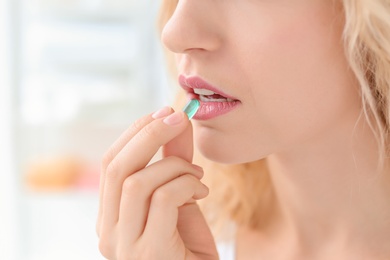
117;156;204;242
142;174;209;244
102;111;190;229
97;107;172;235
162;119;194;163
176;202;217;256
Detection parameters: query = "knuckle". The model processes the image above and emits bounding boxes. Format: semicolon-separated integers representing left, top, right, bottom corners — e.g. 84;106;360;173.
182;173;198;183
165;155;185;166
164;156;193;173
182;174;202;191
152;187;173;207
117;241;147;260
131;116;146;132
116;249;130;260
118;250;145;260
122;176;144;196
102;149;115;171
135;241;157;259
98;236;114;259
105;159;121;180
139;123;160;140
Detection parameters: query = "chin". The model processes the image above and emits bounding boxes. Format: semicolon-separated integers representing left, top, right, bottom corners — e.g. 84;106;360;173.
195;139;268;165
193;124;272;164
193;130;236;163
196;145;237;164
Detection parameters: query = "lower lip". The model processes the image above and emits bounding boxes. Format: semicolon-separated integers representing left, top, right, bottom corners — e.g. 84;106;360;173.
187;93;241;120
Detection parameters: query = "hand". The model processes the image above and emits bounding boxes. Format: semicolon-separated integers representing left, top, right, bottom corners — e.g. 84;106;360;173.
96;107;219;260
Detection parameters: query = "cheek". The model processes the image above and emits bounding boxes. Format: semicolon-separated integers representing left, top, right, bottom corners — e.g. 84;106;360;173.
194;9;362;163
241;15;361;148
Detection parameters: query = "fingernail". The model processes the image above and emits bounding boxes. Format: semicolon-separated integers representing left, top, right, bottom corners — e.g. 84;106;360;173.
163;111;184;125
192;164;204;179
192;164;204;172
152;106;171;119
202;183;209;195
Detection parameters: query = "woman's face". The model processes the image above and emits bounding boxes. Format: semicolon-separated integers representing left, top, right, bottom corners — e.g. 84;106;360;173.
162;0;361;164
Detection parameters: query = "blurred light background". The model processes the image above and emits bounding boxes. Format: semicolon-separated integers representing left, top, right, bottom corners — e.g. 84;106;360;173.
0;0;174;259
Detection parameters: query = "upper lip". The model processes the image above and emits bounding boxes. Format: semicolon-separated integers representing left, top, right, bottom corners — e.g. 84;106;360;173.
178;75;238;100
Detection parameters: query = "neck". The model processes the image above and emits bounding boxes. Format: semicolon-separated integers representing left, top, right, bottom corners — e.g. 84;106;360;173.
264;110;390;256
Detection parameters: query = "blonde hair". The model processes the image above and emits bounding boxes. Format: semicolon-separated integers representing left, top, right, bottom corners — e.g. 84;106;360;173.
158;0;390;238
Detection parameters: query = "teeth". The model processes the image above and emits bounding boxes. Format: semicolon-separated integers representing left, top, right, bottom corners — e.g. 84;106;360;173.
194;88;215;95
200;95;233;102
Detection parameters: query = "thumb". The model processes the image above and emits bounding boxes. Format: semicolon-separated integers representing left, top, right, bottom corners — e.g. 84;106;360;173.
162;116;194;163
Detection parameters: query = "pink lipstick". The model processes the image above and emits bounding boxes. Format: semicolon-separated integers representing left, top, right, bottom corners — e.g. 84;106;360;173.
179;75;241;120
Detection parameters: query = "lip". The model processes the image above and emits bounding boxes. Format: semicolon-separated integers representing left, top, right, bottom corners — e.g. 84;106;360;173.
179;75;241;120
179;75;238;100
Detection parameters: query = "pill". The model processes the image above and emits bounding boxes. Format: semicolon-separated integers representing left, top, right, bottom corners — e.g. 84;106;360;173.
182;99;200;119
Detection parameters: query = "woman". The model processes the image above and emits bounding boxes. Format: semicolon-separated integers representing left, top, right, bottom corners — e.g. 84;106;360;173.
96;0;390;259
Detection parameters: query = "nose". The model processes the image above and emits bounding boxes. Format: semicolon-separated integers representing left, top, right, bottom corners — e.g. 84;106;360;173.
161;1;222;54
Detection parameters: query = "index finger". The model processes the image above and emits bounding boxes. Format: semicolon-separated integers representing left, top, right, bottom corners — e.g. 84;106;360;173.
101;106;173;169
101;111;192;226
98;106;172;235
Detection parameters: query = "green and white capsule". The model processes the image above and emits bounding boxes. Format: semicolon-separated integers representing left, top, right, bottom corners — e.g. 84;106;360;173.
182;99;200;119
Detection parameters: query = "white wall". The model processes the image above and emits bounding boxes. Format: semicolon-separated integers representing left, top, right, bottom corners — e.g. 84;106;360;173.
0;0;20;259
0;1;171;259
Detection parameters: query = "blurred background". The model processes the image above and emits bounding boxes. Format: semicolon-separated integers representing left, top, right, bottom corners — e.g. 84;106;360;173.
0;0;175;259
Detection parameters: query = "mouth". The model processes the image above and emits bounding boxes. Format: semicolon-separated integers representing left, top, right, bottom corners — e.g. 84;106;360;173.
178;75;239;102
178;75;241;120
194;88;236;102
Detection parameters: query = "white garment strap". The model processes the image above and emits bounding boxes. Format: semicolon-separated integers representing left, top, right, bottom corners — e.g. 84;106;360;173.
216;240;236;260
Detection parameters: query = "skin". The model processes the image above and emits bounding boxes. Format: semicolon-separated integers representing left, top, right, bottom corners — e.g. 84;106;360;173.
97;0;390;259
97;107;218;259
